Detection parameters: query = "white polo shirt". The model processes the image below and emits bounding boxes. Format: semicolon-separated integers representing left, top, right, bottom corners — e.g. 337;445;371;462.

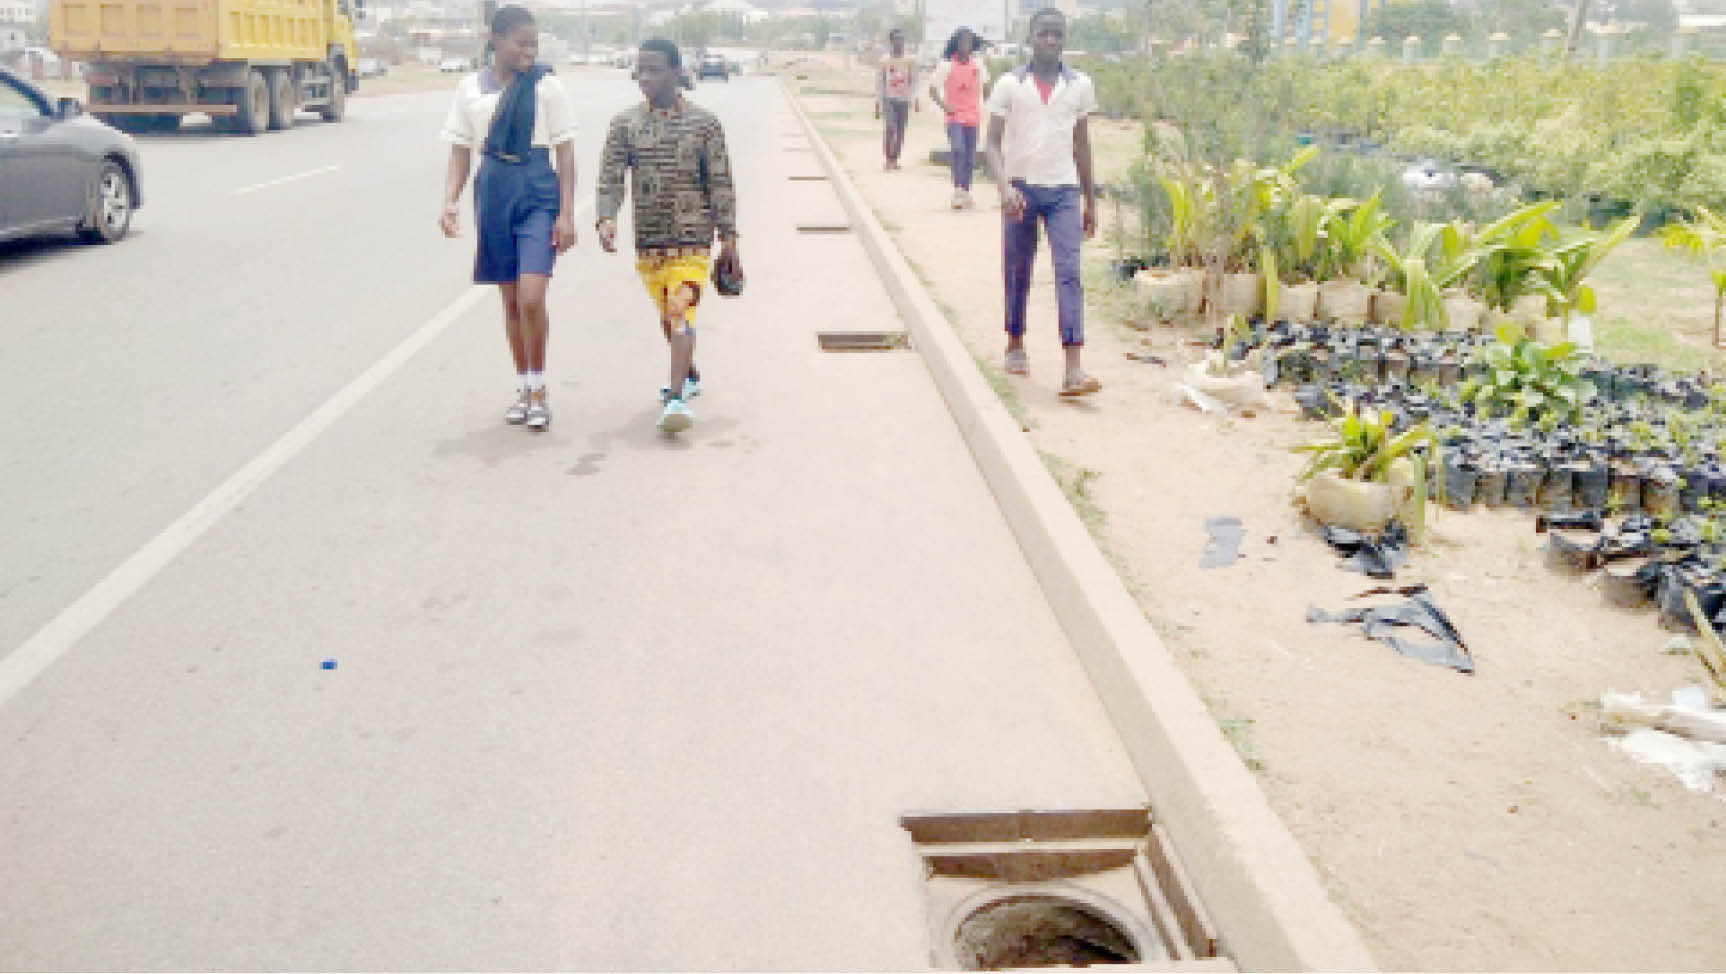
441;69;579;151
985;64;1098;187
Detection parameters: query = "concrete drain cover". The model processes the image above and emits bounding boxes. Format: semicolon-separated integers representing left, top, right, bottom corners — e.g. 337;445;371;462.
797;222;852;233
900;809;1232;971
817;331;909;352
788;174;828;181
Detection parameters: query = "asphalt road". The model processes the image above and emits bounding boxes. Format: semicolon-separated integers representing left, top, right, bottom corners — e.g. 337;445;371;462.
0;74;1143;969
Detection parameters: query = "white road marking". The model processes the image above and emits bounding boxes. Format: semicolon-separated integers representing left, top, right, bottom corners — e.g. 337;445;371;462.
0;196;594;709
232;165;343;196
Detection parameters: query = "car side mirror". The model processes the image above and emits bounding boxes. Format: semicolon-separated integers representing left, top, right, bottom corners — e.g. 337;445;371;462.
56;97;82;119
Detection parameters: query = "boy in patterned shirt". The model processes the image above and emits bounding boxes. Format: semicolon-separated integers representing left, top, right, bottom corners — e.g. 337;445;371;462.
596;38;742;434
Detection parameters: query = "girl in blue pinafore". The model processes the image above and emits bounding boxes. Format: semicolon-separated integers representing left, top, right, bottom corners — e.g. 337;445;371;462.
439;4;579;431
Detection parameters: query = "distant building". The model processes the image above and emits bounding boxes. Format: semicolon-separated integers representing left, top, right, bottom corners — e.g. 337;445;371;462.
0;0;37;25
1276;0;1416;50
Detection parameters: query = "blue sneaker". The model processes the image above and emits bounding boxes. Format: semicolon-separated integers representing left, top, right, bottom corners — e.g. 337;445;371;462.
658;397;694;434
659;376;701;402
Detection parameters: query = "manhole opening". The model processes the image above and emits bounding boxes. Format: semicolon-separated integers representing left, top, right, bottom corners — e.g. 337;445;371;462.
954;895;1140;970
901;809;1226;970
797;223;852;234
817;331;909;352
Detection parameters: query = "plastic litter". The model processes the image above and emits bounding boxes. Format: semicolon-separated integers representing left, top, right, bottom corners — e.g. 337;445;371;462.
1607;728;1726;795
1321;521;1409;579
1171;382;1229;415
1201;516;1244;569
320;659;338;671
1307;583;1474;672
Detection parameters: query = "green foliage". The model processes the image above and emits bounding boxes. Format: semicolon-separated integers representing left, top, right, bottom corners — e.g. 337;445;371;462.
1089;52;1726;215
1320;191;1395;281
1373;221;1474;329
1533;212;1642;333
1458;323;1597;423
1467;202;1560;311
1660;205;1726;341
1296;402;1433;484
1361;0;1471;58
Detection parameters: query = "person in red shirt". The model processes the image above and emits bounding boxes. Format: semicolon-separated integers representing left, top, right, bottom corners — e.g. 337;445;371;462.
928;27;991;209
874;28;919;171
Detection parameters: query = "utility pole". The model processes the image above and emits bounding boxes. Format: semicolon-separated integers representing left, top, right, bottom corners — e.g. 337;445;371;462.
1562;0;1588;60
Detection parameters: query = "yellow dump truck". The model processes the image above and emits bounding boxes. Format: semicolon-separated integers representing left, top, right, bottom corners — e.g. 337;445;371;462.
50;0;361;134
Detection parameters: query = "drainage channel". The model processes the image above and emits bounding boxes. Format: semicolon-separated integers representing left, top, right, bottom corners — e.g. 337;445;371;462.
901;808;1235;971
817;331;909;352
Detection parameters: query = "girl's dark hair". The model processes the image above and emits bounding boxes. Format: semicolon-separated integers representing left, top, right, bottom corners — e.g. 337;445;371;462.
490;4;534;37
493;4;531;37
639;37;681;68
942;27;978;60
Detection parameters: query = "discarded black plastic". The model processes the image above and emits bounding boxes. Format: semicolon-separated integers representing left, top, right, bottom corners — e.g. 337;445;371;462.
1321;522;1409;579
1306;584;1474;673
1535;510;1603;533
1201;516;1244;569
1573;462;1610;510
1504;462;1541;509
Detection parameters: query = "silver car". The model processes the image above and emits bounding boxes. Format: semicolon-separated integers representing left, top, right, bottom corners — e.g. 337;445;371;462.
0;67;142;245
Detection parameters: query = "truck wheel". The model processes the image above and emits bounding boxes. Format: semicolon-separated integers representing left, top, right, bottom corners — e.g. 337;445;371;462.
318;60;345;122
233;69;267;135
76;160;134;244
267;68;294;130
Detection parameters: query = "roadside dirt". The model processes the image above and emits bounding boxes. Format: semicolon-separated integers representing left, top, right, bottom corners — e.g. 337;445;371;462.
798;70;1726;972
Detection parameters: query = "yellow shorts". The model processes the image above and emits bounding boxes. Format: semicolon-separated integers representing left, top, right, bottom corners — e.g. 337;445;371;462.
636;253;711;331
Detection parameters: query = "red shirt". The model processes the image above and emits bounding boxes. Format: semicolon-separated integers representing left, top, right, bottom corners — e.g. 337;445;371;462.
942;56;983;126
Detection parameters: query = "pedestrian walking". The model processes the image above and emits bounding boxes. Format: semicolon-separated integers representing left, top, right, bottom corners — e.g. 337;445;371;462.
983;8;1101;397
438;4;579;431
875;28;918;172
928;27;989;210
595;38;742;435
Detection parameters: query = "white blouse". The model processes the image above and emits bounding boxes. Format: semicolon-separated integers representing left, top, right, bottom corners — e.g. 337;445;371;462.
441;69;579;151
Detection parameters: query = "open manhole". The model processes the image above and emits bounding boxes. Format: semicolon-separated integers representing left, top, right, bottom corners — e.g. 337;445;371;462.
797;222;852;234
901;809;1230;971
817;331;909;352
953;893;1140;969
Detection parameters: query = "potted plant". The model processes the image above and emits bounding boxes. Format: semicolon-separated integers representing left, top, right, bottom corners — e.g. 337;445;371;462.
1316;191;1394;323
1371;221;1481;331
1267;192;1328;322
1296;401;1433;538
1458;322;1598;424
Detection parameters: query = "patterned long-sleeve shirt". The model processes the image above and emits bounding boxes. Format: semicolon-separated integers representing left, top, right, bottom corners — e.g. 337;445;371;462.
595;98;737;255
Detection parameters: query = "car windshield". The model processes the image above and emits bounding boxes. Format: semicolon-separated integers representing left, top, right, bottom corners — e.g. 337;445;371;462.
0;77;46;120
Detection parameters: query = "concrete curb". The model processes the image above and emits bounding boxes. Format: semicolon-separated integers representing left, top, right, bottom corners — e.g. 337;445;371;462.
783;83;1377;972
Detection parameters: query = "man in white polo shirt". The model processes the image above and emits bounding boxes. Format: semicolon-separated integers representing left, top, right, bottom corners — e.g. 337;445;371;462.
983;7;1101;397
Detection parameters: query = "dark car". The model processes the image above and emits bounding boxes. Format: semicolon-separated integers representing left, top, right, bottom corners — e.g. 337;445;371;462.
0;68;142;245
697;52;728;81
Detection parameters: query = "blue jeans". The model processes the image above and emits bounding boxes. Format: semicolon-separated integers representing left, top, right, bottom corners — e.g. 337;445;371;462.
1003;181;1084;347
945;122;978;190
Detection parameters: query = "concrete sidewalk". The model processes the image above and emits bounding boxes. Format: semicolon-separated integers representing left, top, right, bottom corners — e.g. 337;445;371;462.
0;80;1144;970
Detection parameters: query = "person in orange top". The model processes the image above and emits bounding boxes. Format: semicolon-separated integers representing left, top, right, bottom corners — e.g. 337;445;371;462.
928;27;990;210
